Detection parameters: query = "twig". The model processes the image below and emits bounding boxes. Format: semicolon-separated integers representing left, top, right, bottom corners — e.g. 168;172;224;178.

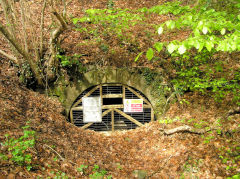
43;144;65;161
43;144;77;165
161;125;213;135
162;91;177;115
0;49;17;63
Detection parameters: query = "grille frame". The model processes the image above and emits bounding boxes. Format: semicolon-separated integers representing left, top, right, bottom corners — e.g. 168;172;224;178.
69;83;154;131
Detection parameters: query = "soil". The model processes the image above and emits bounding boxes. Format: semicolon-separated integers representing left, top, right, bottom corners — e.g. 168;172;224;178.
0;0;239;178
0;59;239;178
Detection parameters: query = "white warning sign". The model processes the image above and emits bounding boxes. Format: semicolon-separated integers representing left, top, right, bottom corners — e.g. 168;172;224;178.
124;99;143;113
82;97;102;123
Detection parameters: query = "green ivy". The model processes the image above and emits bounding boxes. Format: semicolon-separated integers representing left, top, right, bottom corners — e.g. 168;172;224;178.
171;51;240;104
57;54;87;74
153;4;240;55
72;8;143;39
0;123;36;171
139;1;191;15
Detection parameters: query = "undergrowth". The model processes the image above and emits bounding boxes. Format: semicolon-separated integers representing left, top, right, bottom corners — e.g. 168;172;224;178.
0;122;36;171
71;0;240;105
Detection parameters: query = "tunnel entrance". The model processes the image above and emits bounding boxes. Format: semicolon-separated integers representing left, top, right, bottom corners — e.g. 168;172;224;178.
103;98;123;105
69;84;154;131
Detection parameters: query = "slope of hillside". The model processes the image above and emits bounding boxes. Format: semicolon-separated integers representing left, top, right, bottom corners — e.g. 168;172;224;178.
0;60;239;178
0;0;240;178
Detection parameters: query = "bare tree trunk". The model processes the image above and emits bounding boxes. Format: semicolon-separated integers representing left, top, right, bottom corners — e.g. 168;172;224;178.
19;0;29;53
0;0;20;62
0;23;43;86
40;0;47;59
0;0;68;86
47;10;67;80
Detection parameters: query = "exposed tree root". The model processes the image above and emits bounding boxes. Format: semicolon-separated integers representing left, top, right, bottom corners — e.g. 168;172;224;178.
160;125;212;135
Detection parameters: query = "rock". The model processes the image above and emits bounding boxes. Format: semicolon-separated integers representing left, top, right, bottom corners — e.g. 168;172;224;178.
132;170;148;179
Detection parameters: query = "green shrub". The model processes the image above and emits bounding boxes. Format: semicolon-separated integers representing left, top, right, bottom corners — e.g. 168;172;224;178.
0;123;36;171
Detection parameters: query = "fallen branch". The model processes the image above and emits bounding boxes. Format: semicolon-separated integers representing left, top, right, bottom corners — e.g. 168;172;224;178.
43;144;77;165
228;107;240;116
161;125;211;135
0;49;17;63
43;144;65;161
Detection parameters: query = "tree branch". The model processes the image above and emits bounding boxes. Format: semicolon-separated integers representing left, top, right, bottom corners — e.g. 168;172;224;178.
0;49;17;63
46;10;68;79
161;125;212;135
40;0;47;58
53;11;67;29
20;0;29;53
0;22;43;85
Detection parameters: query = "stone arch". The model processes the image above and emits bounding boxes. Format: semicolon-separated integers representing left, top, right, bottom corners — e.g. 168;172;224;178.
62;68;166;123
69;83;154;131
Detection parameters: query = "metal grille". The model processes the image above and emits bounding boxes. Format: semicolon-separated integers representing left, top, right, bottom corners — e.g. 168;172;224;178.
102;85;122;95
70;84;153;131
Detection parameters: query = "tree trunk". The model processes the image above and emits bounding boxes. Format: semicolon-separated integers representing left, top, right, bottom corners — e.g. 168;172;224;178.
0;23;44;86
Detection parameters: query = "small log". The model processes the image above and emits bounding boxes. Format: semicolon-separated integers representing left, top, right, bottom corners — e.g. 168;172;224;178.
228;107;240;116
163;125;208;135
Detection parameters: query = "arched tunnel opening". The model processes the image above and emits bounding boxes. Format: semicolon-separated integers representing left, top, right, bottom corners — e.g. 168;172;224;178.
68;83;155;131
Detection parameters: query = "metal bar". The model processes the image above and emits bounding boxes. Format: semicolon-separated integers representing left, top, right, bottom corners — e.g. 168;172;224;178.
73;104;151;111
81;123;93;129
102;83;122;86
81;109;112;130
102;94;123;98
125;86;151;105
114;108;143;127
72;106;83;111
122;85;125;102
151;108;154;121
111;110;114;132
70;109;74;123
102;105;123;109
102;109;112;117
73;85;100;108
100;84;103;105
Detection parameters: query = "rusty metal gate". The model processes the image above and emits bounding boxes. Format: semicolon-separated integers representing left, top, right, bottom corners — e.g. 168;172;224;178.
69;84;154;131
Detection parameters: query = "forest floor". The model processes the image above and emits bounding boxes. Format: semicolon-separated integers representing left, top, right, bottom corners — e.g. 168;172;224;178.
0;0;240;178
0;58;239;178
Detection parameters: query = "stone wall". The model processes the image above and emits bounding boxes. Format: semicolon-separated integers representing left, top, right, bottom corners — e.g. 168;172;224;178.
52;67;169;120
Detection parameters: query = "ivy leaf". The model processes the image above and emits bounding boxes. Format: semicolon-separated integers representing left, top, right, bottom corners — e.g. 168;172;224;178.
194;41;200;49
231;43;237;51
167;43;177;54
146;48;154;60
166;20;171;28
134;52;144;62
221;28;226;35
198;21;203;26
188;15;193;21
206;41;214;52
72;18;79;24
178;45;186;54
202;26;208;34
170;21;175;29
198;42;204;52
158;27;163;35
154;42;163;52
166;20;175;29
194;29;200;36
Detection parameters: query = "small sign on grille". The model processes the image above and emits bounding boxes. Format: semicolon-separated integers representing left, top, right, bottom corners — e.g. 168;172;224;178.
124;99;143;113
82;97;102;123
